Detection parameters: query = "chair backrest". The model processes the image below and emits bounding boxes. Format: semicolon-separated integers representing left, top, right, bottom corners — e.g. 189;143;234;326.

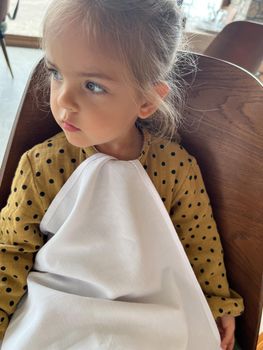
0;54;263;350
0;59;60;207
204;20;263;74
180;54;263;350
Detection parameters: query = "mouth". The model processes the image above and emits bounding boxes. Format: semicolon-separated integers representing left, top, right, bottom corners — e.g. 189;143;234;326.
61;121;81;132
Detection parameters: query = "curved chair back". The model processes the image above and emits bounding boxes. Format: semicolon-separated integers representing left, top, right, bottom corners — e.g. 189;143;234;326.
205;20;263;74
180;54;263;350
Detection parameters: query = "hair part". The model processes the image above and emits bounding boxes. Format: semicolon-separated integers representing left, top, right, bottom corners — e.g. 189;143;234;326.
40;0;195;141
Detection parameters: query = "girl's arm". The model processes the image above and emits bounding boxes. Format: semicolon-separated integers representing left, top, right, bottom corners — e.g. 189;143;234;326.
0;152;45;339
169;155;243;349
169;156;244;319
0;132;83;339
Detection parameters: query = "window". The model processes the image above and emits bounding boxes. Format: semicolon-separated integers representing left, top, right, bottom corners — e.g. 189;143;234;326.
7;0;51;37
181;0;256;32
181;0;225;32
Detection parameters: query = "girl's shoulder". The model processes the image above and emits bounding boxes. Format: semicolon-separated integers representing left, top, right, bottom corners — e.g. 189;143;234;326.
20;132;85;181
25;132;82;165
145;132;196;168
27;132;79;158
142;131;198;186
11;132;85;211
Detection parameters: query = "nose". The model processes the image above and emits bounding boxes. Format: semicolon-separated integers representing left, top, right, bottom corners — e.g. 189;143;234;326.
56;83;78;112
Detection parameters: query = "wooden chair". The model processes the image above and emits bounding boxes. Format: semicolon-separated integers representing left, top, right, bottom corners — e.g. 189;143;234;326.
179;54;263;350
204;20;263;75
0;54;263;350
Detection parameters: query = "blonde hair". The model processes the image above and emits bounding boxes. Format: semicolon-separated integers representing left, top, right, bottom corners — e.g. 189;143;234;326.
41;0;193;141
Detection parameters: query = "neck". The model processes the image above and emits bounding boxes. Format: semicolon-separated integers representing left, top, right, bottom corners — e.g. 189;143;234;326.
95;127;143;160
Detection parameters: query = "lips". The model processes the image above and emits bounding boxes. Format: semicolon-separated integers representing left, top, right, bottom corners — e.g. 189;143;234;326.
62;121;80;132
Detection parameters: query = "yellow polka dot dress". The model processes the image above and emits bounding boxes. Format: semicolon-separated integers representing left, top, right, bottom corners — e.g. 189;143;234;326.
0;130;244;339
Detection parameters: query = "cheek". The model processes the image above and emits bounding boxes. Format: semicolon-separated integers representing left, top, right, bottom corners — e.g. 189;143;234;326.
50;97;56;118
49;87;59;117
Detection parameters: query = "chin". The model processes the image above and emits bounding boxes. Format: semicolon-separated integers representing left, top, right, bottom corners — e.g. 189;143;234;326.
63;131;93;149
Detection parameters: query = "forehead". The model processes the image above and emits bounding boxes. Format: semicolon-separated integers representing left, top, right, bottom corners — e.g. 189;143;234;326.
45;23;128;81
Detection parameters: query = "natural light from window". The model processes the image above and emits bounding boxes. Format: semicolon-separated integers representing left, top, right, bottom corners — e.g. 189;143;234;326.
5;0;226;37
7;0;52;37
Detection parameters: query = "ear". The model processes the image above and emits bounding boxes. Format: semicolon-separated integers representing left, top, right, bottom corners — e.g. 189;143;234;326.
138;82;170;119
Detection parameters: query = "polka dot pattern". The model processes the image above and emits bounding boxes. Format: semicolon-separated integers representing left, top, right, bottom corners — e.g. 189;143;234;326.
0;131;244;338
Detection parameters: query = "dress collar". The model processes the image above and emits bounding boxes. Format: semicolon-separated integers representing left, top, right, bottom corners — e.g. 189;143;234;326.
81;129;152;162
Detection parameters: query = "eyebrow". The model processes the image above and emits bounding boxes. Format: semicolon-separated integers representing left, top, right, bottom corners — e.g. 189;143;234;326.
45;59;117;82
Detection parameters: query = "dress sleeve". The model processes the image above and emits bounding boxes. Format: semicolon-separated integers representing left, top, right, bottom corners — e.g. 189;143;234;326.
0;152;45;339
170;157;244;319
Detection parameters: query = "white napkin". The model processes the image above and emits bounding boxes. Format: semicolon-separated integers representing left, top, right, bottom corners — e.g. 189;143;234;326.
2;153;220;349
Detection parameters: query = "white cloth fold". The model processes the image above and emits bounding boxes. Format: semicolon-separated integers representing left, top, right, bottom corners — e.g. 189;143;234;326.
2;153;220;349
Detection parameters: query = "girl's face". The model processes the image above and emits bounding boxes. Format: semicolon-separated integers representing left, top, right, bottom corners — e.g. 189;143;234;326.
45;25;148;159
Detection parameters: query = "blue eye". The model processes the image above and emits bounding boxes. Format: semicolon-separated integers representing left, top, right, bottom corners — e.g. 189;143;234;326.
48;68;62;81
85;81;106;94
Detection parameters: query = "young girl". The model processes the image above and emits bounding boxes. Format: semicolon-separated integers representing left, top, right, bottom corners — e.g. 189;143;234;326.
0;0;243;349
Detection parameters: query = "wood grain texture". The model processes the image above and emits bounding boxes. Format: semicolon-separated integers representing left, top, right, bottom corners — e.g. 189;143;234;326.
0;54;262;350
180;54;263;350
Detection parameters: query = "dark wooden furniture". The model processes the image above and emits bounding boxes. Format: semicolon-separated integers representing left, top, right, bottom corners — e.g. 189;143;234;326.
180;54;263;350
0;54;263;350
205;20;263;75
